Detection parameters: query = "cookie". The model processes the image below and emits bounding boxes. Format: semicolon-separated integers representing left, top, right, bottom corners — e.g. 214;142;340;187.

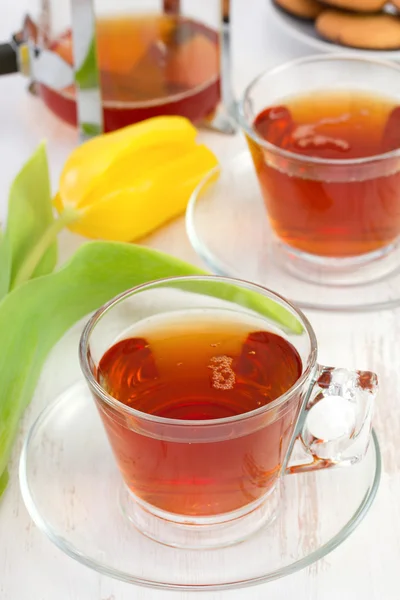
316;10;400;49
320;0;385;11
274;0;323;20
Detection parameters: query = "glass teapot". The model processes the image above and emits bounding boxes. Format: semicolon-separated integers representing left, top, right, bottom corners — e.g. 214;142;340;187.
0;0;235;136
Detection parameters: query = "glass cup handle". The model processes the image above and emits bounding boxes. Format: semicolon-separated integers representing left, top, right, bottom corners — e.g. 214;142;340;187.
286;365;378;474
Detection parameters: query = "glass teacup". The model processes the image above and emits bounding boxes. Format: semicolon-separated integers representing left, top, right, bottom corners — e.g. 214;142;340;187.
80;276;377;548
238;55;400;285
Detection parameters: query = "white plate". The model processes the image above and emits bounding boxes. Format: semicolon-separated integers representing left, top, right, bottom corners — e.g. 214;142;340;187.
269;1;400;60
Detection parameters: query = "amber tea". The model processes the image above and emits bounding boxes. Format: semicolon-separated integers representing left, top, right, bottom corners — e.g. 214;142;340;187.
40;13;220;132
95;309;302;517
249;91;400;258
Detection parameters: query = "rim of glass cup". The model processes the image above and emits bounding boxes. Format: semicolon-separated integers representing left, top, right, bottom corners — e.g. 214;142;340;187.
79;275;317;426
237;53;400;167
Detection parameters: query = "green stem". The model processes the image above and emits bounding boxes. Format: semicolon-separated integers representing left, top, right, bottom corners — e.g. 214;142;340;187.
12;208;79;289
0;468;9;496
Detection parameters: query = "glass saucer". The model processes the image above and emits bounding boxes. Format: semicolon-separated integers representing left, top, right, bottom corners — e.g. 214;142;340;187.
185;152;400;312
19;382;381;591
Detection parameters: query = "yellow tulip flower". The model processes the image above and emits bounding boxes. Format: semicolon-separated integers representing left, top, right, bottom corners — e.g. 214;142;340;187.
55;116;218;241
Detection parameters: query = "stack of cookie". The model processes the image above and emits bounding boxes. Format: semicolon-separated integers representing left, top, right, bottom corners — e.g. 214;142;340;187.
274;0;400;50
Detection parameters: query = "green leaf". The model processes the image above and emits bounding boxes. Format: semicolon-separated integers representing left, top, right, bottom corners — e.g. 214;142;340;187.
81;122;102;137
0;469;9;496
75;38;100;90
0;226;11;300
0;241;301;496
6;144;57;288
11;208;79;289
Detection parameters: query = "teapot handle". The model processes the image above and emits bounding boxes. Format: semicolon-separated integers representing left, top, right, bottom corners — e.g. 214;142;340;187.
0;42;18;76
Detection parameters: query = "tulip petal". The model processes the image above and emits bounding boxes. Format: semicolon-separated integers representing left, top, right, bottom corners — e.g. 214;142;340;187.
66;144;217;241
59;116;198;208
79;143;192;209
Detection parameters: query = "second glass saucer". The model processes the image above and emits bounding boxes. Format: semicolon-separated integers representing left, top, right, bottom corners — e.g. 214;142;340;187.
186;152;400;312
19;382;381;591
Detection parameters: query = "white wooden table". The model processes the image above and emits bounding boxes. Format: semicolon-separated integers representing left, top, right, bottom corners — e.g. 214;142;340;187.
1;1;400;599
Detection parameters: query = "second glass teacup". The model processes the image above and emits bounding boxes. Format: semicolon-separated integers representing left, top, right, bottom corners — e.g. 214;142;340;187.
238;55;400;284
80;276;377;549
